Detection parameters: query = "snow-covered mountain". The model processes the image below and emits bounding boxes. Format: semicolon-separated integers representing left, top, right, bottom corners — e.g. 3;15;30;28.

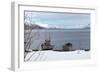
24;23;46;30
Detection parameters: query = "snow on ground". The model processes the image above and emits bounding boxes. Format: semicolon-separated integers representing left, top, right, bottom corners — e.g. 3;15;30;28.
25;50;90;62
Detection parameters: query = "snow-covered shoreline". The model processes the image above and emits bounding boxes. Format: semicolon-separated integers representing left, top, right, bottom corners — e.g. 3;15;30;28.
25;50;90;62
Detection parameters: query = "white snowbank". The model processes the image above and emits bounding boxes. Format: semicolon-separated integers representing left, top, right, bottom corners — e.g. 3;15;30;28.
25;50;90;62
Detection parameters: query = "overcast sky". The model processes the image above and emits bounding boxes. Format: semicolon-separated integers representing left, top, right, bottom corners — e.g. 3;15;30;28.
24;11;90;29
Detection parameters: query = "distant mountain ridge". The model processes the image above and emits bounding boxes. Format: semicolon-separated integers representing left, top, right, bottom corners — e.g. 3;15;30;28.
24;23;90;30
